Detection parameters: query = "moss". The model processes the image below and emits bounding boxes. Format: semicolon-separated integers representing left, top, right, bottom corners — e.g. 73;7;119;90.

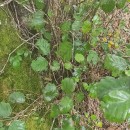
0;62;41;99
0;9;19;61
0;8;41;99
26;114;51;130
0;7;51;129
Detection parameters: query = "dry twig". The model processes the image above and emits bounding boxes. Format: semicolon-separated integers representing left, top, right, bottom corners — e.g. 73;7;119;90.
0;0;13;7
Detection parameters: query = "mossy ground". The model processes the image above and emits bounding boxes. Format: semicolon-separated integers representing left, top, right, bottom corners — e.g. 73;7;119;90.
0;8;51;129
26;114;51;130
0;7;40;100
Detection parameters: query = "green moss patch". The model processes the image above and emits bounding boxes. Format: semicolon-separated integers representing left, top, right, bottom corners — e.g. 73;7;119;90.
0;8;41;99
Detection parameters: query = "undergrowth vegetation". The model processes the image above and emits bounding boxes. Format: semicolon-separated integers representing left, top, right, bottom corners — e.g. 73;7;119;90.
0;0;130;129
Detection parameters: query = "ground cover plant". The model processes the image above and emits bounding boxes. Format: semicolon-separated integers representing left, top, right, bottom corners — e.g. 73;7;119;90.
0;0;130;129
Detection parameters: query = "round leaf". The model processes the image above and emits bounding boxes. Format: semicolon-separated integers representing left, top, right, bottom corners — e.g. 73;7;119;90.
81;20;92;34
116;0;127;9
0;102;12;118
9;92;25;104
50;104;60;118
35;0;45;10
75;92;84;102
43;83;58;102
100;0;115;13
10;55;22;68
62;118;75;130
59;97;73;114
50;61;60;71
72;21;81;31
31;56;48;72
61;21;71;32
57;42;72;62
61;78;76;94
96;121;102;128
87;50;99;65
30;11;45;30
75;53;85;63
36;38;50;56
64;62;73;70
125;70;130;76
8;120;25;130
92;76;130;122
104;54;127;77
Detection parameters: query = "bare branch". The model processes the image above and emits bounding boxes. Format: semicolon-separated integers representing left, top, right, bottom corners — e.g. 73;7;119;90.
0;0;13;7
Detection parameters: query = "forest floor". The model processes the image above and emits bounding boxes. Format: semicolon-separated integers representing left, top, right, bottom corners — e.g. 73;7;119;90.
0;1;130;130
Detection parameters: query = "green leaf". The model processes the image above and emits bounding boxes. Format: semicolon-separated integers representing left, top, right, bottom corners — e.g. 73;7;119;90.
103;90;130;122
83;82;90;90
87;50;99;65
34;0;45;10
17;49;25;56
75;92;84;102
0;128;5;130
92;15;100;25
50;104;60;118
72;21;81;31
43;31;52;41
73;67;83;77
0;122;3;127
8;120;25;130
62;34;69;41
36;38;50;56
61;21;71;32
61;78;76;94
47;9;54;18
81;20;92;34
64;62;73;70
9;92;25;104
91;114;97;120
42;83;58;102
100;0;115;13
125;48;130;56
59;97;73;114
72;114;80;124
96;121;102;128
10;55;22;68
81;126;86;130
57;42;72;62
75;53;85;63
91;28;103;37
24;50;29;57
125;70;130;76
85;112;89;118
116;0;127;9
62;118;75;130
30;11;45;30
104;54;127;77
31;56;48;72
50;61;60;71
91;76;130;122
0;102;12;118
74;40;83;47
